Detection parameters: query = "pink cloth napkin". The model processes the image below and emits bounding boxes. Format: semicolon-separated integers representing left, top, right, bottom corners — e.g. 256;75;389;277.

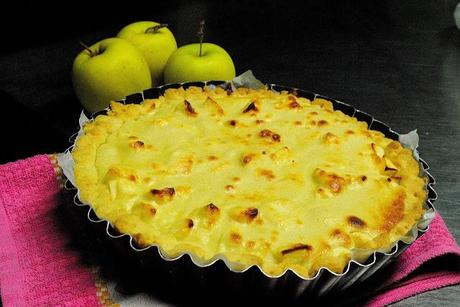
0;155;459;306
365;213;460;306
0;155;100;307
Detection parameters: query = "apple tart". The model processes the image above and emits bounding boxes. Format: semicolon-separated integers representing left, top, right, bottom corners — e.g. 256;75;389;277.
72;86;428;278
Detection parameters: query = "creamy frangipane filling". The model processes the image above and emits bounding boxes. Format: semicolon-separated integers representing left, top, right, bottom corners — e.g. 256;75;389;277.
72;86;427;278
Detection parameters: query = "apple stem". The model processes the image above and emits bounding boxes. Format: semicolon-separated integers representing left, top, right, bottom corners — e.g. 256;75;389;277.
197;20;205;57
145;23;168;34
79;41;95;57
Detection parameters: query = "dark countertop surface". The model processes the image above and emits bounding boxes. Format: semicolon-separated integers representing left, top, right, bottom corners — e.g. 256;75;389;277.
0;0;459;305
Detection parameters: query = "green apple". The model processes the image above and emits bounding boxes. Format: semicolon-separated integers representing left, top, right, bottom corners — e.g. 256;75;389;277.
163;43;236;84
117;21;177;86
72;38;151;113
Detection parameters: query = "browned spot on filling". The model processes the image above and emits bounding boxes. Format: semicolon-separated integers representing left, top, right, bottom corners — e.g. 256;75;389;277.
243;155;252;164
139;203;156;217
361;175;367;182
146;101;156;111
318;119;328;126
260;129;272;137
324;132;339;144
281;244;312;255
242;153;256;164
331;229;351;244
208;155;218;161
206;203;219;214
225;184;235;191
262;150;267;155
385;166;397;171
128;136;138;140
294;120;302;126
230;232;242;244
187;218;194;228
259;129;281;142
255;119;264;124
259;169;275;180
346;130;355;135
332;229;342;236
242;101;258;113
310;120;317;126
184;100;198;116
151;187;174;196
130;140;145;149
150;188;176;201
289;101;301;109
329;178;342;192
315;169;347;194
381;192;406;232
233;177;240;182
229;119;237;126
309;111;318;115
129;175;137;182
151;187;175;201
244;207;259;220
246;241;256;249
347;216;367;228
272;134;281;142
324;173;345;193
389;175;402;184
203;203;221;227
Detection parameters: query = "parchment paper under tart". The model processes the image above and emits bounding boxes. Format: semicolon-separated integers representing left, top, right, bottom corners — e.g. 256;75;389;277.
58;72;436;301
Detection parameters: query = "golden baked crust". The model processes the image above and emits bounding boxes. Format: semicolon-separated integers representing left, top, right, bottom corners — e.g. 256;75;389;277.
72;86;427;278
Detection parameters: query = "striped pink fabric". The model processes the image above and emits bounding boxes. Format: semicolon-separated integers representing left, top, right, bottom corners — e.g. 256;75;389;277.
0;155;100;307
366;213;460;306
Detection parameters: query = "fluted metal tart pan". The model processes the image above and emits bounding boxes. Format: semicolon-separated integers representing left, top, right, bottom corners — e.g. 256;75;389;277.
59;80;436;303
